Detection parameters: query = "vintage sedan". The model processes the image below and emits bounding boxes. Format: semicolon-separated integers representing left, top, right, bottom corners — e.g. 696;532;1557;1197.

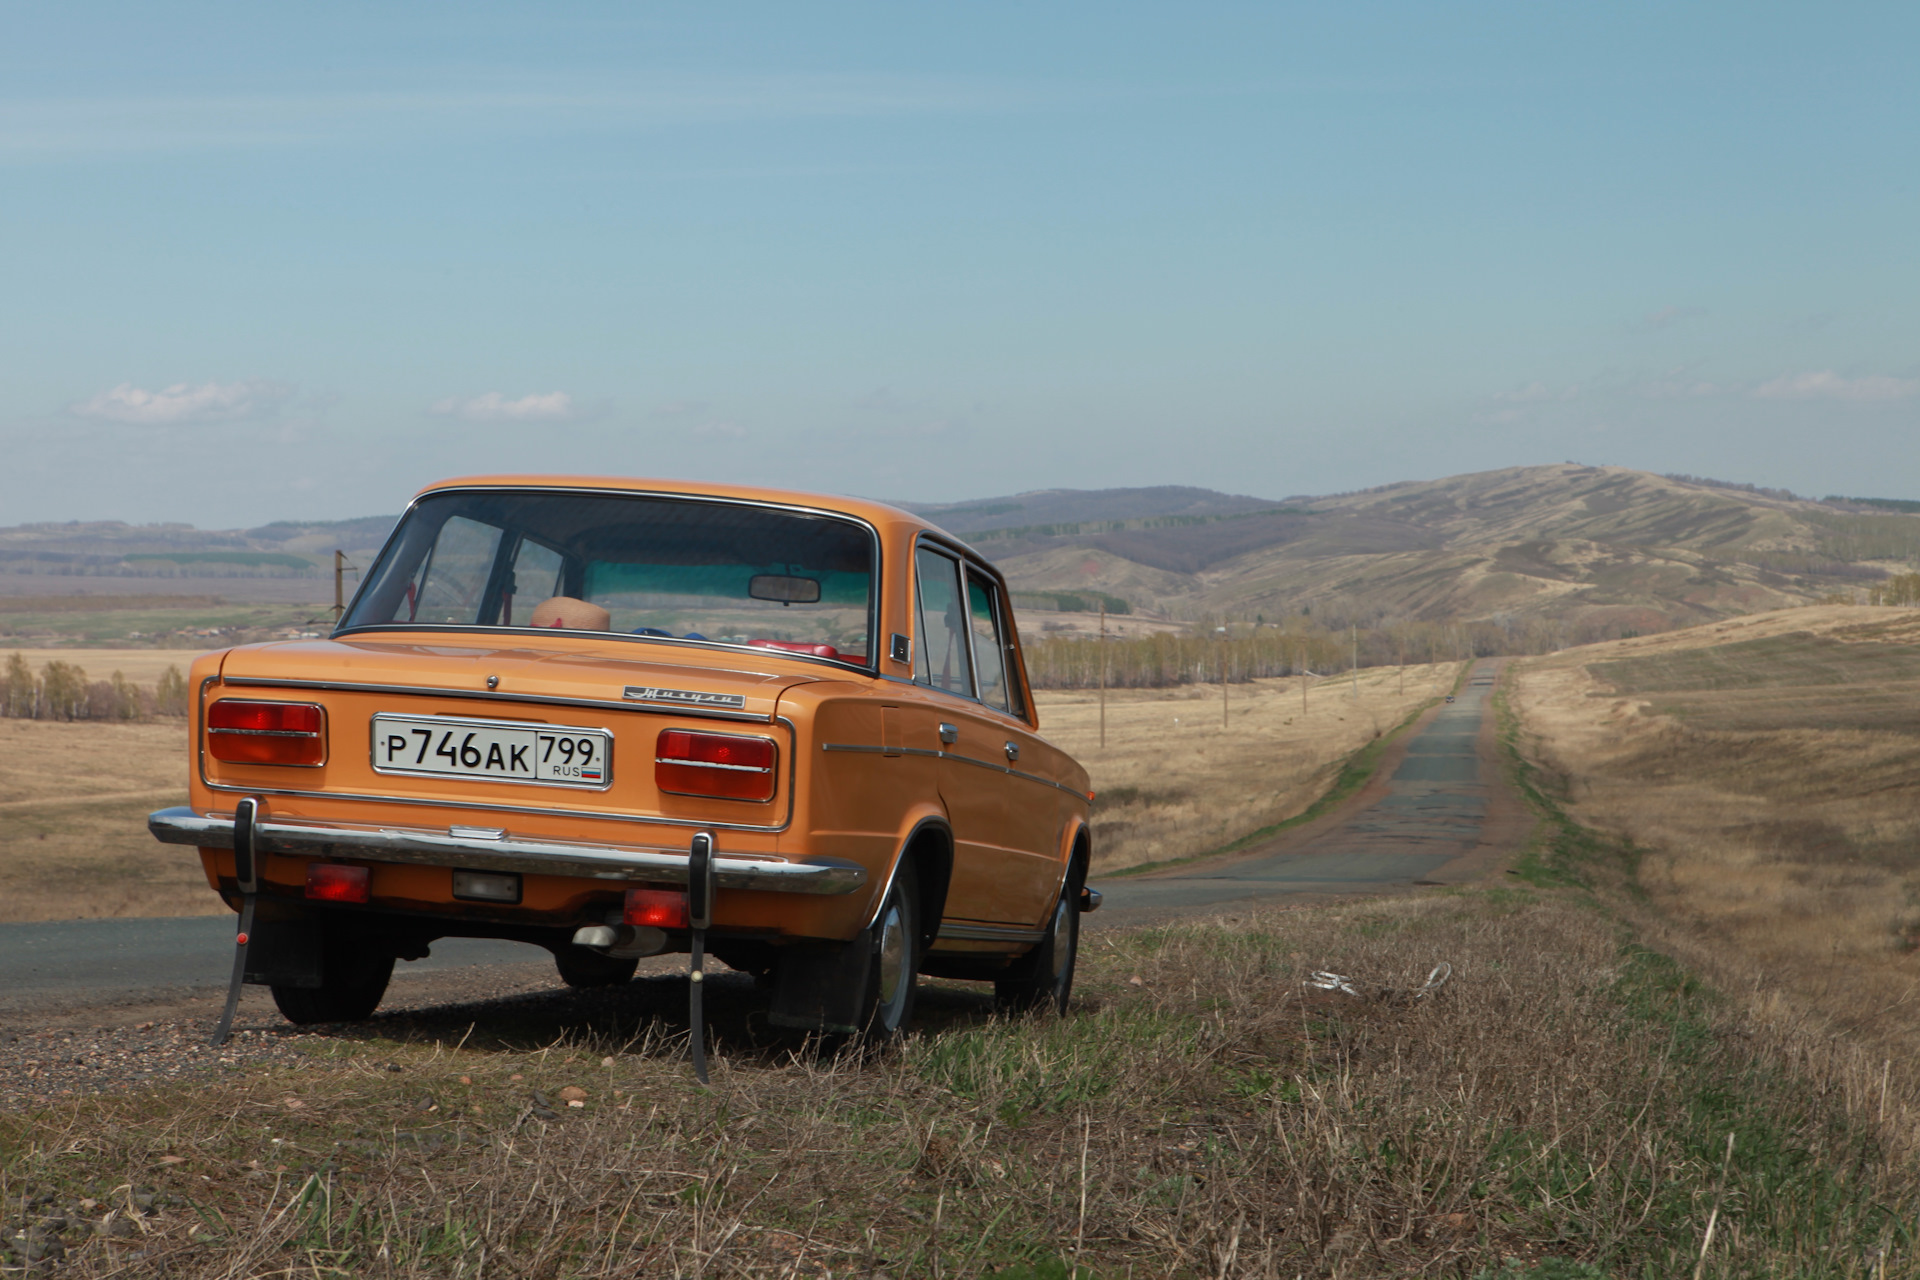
150;476;1096;1041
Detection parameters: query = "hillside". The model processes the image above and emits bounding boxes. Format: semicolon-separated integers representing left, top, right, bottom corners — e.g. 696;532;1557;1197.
961;465;1920;641
4;467;1916;645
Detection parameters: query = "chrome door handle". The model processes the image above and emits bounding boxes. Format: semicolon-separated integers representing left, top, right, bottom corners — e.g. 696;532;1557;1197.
938;723;958;745
1003;741;1020;762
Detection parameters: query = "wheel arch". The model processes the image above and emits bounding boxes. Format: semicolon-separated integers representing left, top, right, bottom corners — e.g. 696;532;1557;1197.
870;814;953;951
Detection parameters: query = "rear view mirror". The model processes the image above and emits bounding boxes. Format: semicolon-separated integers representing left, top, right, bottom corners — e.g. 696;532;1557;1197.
749;574;822;605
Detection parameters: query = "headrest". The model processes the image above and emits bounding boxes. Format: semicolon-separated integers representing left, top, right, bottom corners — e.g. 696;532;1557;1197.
528;596;611;632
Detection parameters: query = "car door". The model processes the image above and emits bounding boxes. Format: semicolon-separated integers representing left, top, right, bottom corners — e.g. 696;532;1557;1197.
909;545;1017;924
960;564;1066;918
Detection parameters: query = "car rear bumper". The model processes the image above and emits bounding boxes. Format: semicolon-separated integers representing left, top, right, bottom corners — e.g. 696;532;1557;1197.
148;806;866;895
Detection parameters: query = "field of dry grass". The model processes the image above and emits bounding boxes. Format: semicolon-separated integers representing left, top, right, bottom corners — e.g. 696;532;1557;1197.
1038;663;1461;873
1507;604;1920;1063
7;888;1916;1277
0;718;210;922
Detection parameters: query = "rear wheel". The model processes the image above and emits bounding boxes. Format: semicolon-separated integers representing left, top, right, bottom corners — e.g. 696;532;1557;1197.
995;880;1080;1015
553;946;640;989
270;931;394;1024
857;865;920;1041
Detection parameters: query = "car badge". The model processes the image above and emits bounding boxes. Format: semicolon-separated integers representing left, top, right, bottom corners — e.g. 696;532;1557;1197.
623;686;748;710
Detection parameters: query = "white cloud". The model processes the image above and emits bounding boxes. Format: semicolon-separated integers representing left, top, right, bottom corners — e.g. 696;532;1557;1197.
431;391;575;422
1633;305;1707;333
69;379;286;424
1752;371;1920;402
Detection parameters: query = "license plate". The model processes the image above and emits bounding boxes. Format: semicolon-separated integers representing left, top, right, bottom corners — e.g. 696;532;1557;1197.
371;714;613;789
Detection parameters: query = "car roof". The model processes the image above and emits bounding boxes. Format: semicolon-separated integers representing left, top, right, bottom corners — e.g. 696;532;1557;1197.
416;474;959;547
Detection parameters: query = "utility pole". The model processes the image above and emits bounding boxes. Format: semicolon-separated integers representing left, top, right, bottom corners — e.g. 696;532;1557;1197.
1217;624;1229;728
1098;601;1107;749
1299;641;1308;715
332;550;351;624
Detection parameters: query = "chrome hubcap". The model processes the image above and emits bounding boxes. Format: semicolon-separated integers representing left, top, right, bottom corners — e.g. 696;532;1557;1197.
875;900;909;1027
1051;896;1074;990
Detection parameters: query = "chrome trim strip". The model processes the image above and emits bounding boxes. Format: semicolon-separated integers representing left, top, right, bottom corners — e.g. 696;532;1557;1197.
219;676;773;724
820;742;1090;800
148;806;865;895
937;921;1047;944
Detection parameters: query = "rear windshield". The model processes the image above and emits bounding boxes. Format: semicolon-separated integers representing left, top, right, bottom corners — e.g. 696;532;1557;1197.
342;490;875;666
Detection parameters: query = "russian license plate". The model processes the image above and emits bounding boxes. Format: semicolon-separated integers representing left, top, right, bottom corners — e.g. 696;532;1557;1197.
371;714;613;789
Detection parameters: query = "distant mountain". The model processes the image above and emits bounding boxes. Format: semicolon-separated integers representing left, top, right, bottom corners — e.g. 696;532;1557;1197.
0;516;396;580
7;467;1915;641
960;466;1920;639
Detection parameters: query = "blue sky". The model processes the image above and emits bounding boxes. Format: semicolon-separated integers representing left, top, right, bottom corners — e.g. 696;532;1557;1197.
3;2;1916;524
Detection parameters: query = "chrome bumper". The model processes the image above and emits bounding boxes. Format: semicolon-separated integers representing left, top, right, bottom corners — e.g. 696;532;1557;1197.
147;806;866;895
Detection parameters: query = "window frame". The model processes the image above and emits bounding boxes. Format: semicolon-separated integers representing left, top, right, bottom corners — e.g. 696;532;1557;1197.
908;531;1032;724
335;485;885;675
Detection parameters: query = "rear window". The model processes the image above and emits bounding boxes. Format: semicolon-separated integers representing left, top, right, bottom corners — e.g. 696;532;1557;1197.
342;490;876;666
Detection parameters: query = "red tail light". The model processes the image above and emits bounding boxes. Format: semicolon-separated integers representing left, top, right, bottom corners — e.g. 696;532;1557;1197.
208;699;327;766
624;888;688;928
306;863;370;903
655;730;777;802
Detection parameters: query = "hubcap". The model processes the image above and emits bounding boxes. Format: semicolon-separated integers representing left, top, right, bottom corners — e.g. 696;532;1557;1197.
875;899;909;1027
1050;896;1074;991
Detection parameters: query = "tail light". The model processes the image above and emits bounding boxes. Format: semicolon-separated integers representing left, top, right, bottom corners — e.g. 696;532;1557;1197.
208;699;327;766
624;888;688;928
306;863;370;903
655;730;777;802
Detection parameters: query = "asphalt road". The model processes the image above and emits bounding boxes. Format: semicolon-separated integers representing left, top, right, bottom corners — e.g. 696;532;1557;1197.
0;663;1515;1018
1089;661;1515;922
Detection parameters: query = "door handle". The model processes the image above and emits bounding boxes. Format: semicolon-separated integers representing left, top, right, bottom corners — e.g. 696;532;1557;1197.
1004;740;1020;762
938;723;958;745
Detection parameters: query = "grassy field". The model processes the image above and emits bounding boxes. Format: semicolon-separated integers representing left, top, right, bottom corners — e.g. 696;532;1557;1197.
7;885;1918;1277
0;718;209;922
0;598;327;647
1507;604;1920;1076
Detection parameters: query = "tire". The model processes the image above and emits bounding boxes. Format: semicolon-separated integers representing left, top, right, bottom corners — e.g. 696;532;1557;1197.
270;932;394;1024
995;878;1080;1015
553;946;640;989
856;864;920;1041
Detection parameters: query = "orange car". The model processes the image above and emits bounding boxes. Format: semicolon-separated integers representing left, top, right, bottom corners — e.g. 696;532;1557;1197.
150;476;1096;1042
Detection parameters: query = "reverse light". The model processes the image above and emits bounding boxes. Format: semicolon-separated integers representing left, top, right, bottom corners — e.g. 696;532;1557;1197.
305;863;370;903
208;699;326;766
624;888;688;929
655;730;777;802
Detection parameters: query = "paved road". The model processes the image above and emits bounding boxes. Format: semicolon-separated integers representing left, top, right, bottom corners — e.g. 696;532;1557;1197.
1089;662;1511;921
0;664;1513;1014
0;916;538;1016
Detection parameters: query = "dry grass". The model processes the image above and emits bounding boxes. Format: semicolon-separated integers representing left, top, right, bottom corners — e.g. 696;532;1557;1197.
1507;604;1920;1073
7;888;1916;1277
1036;663;1461;872
0;718;210;922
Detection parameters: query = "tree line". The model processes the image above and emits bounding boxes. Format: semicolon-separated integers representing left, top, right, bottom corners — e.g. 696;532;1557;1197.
0;654;188;720
1020;616;1583;690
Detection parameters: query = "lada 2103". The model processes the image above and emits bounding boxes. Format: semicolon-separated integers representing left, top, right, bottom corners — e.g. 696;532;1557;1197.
149;476;1098;1042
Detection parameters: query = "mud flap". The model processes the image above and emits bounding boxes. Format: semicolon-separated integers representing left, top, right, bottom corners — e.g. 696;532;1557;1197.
243;920;324;989
767;933;873;1035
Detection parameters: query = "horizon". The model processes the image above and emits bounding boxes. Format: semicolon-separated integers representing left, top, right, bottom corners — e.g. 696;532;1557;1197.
5;4;1917;525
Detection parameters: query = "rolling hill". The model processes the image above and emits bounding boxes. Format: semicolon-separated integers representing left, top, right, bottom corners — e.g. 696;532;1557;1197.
913;465;1920;641
4;467;1915;647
